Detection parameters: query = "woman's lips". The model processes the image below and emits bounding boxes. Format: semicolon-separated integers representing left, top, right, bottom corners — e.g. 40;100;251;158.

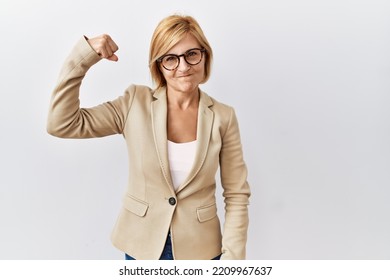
178;74;192;78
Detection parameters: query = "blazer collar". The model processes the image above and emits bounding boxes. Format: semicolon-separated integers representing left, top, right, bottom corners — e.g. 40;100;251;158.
151;87;214;193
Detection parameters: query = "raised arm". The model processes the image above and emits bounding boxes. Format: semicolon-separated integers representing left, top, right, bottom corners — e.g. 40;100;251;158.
47;35;134;138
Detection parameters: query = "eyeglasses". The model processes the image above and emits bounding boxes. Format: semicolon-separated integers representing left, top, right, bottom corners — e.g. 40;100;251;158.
157;48;206;71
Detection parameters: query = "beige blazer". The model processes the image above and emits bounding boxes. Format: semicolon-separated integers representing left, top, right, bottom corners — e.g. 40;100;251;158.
47;38;250;260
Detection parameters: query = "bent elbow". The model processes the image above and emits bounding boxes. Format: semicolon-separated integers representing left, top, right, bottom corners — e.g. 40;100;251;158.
46;120;67;138
46;123;61;138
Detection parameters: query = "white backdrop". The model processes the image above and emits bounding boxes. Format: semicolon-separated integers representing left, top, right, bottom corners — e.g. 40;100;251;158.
1;0;389;260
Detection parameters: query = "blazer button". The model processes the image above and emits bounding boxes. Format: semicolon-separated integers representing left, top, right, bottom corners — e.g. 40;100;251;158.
168;197;176;206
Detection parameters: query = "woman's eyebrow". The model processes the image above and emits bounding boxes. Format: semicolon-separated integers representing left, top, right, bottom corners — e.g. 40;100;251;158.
165;47;201;56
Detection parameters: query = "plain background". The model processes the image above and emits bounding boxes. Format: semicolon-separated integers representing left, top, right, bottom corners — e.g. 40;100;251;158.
1;0;389;260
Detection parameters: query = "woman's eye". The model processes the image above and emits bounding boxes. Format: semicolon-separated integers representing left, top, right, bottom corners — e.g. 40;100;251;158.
164;56;176;62
187;51;197;57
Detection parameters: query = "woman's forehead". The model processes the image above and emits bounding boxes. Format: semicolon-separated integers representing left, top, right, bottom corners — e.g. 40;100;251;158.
166;33;201;54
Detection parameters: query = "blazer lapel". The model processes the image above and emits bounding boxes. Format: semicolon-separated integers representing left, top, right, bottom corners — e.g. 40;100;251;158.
151;88;174;191
176;90;214;193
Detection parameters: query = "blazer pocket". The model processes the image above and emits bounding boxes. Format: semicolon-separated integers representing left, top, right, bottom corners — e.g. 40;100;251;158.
123;194;149;217
196;203;217;223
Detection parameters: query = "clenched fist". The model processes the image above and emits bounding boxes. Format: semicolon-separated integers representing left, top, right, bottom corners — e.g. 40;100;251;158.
87;34;119;62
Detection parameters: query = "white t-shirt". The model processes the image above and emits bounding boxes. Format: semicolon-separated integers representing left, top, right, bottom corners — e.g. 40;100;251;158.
167;140;198;191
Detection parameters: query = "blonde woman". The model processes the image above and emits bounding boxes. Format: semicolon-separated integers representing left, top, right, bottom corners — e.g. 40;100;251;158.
47;15;250;260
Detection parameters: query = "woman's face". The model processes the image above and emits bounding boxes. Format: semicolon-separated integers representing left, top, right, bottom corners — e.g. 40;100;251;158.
160;33;205;94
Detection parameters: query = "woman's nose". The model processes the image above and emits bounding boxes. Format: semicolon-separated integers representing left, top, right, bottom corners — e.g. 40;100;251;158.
177;56;191;72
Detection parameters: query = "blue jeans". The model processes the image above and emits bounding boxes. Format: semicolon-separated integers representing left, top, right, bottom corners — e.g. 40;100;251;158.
125;232;221;260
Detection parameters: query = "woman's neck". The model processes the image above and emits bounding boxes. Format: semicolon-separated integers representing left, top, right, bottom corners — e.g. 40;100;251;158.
166;87;200;110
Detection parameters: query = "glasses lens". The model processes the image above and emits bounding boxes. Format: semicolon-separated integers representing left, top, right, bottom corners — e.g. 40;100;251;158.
162;55;179;70
185;49;202;65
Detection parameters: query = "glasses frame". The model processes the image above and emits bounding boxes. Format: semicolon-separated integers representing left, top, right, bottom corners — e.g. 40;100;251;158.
157;48;206;71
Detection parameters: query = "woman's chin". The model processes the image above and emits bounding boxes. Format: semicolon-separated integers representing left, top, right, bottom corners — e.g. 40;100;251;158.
173;82;198;94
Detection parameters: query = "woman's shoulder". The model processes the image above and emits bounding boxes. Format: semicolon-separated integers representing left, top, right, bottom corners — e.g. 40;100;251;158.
200;90;234;114
123;84;156;100
125;84;154;94
200;90;239;133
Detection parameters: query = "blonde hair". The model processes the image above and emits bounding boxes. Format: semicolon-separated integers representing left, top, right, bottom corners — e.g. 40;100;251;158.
149;15;213;90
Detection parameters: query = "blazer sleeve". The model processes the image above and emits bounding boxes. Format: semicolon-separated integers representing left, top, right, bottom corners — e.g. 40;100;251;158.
219;107;251;260
47;37;134;138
